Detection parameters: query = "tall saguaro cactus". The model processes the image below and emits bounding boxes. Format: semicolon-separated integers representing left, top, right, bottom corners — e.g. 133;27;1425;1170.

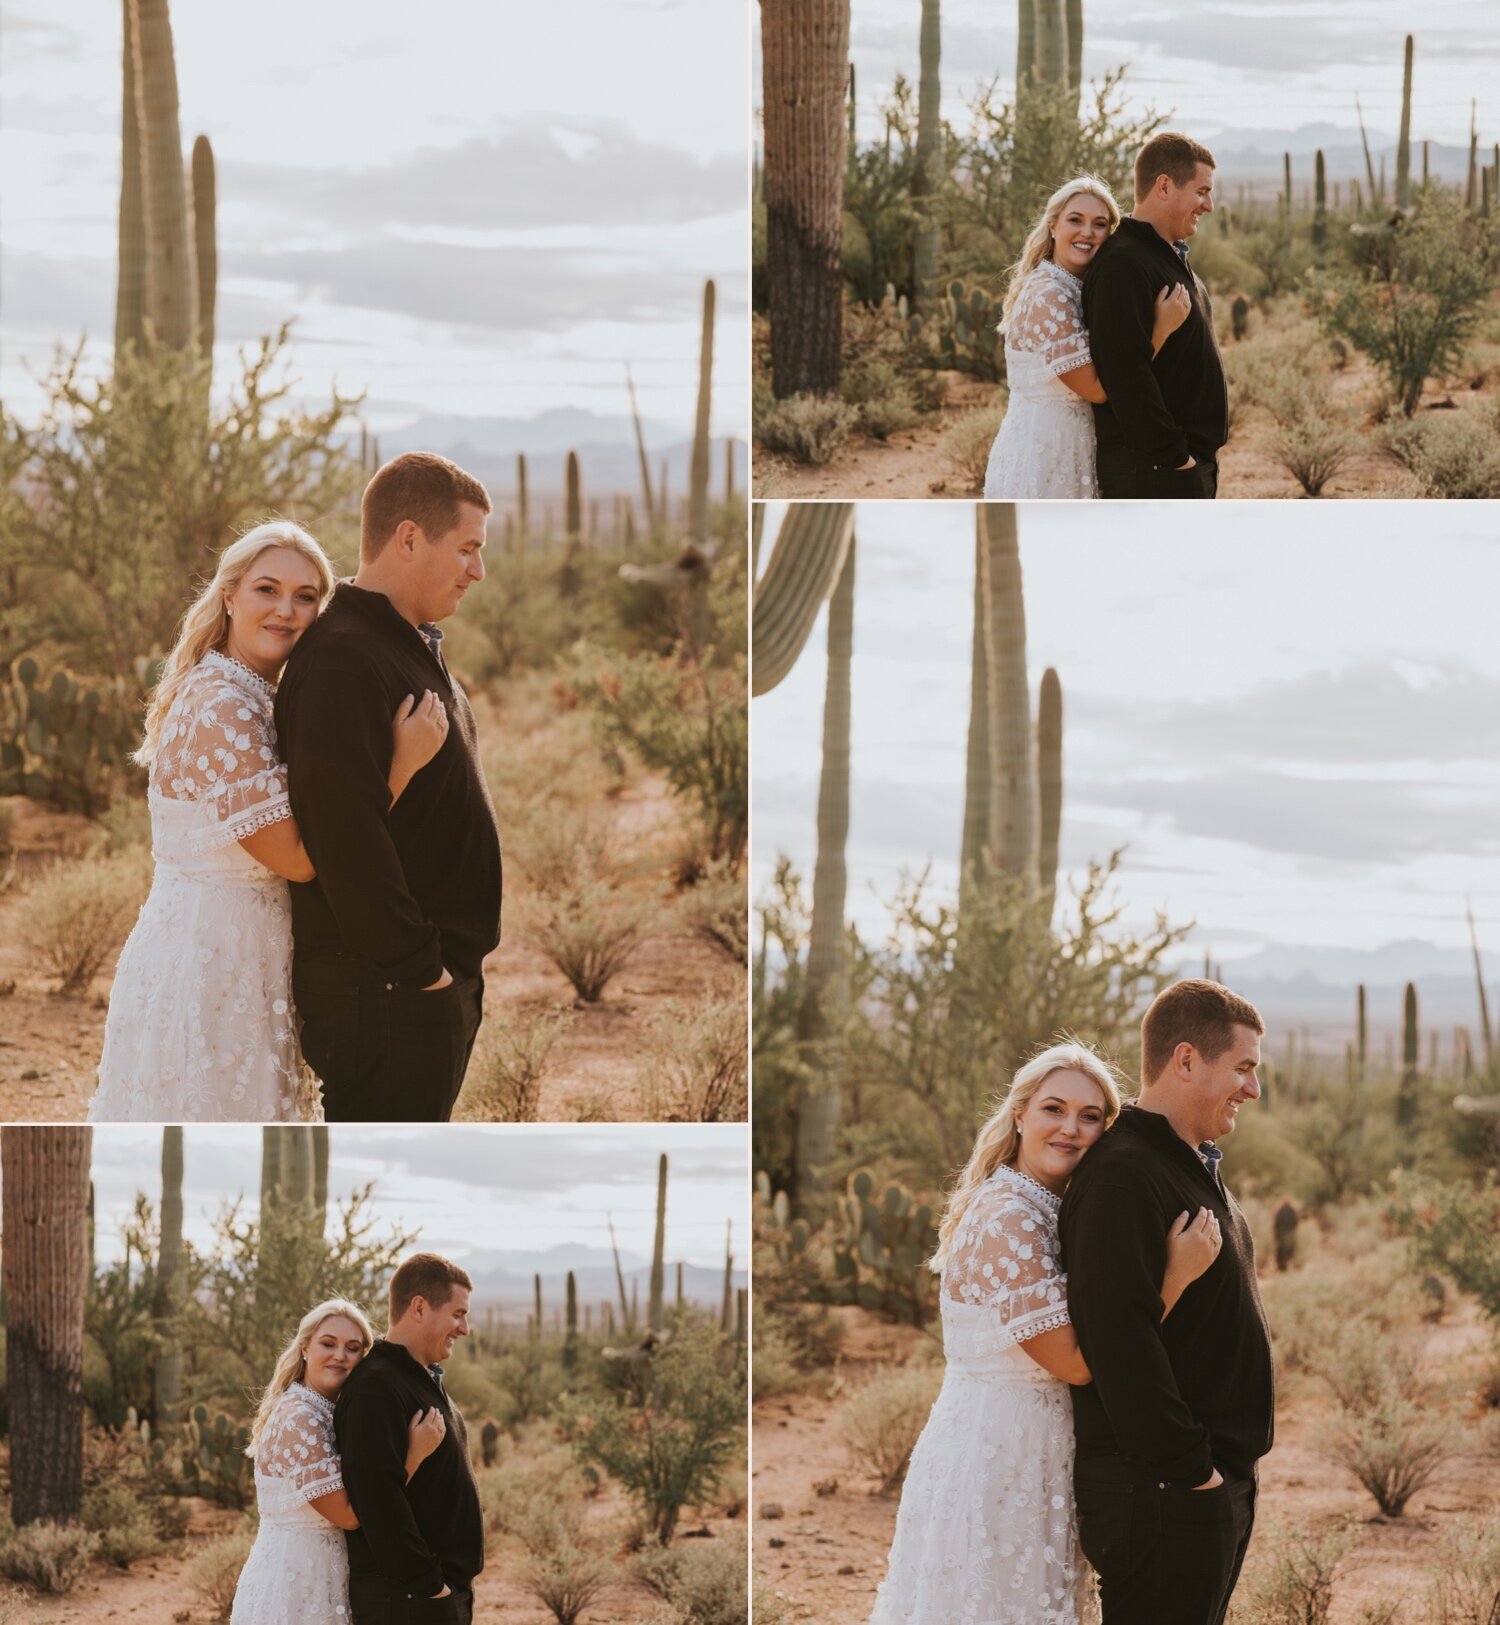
911;0;943;305
3;1127;92;1525
1356;982;1368;1081
115;0;146;353
761;0;851;397
1395;35;1413;209
1313;150;1327;250
1066;0;1083;99
978;505;1036;883
1397;981;1420;1133
191;134;216;356
688;281;715;543
649;1154;667;1333
1037;667;1062;918
565;452;583;543
1032;0;1068;86
132;0;194;350
564;1272;578;1369
1017;0;1036;88
152;1127;184;1434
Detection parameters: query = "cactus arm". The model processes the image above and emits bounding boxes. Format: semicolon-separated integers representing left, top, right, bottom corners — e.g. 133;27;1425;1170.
1037;666;1062;918
978;503;1036;884
1395;36;1413;209
751;502;854;695
191;134;216;357
115;0;146;353
688;280;714;543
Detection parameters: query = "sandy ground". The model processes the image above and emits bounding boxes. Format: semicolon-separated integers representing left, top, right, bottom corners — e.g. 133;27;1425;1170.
753;1304;1500;1624
0;1485;743;1623
752;338;1478;502
0;771;742;1124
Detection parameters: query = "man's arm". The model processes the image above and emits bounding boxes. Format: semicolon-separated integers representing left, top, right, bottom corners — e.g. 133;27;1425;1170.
280;654;444;986
338;1380;446;1598
1062;1177;1215;1485
1085;260;1193;470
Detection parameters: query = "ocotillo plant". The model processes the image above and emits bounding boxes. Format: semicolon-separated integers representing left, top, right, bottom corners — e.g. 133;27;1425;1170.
1397;981;1420;1133
912;0;942;304
191;134;216;357
688;280;715;543
1396;35;1413;209
1467;901;1493;1070
608;1214;632;1332
153;1127;184;1434
649;1154;667;1333
1356;93;1378;210
625;364;656;532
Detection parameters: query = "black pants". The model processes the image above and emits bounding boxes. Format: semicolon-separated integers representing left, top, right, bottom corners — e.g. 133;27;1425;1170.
1075;1455;1257;1625
347;1576;473;1625
294;953;483;1122
1096;444;1219;500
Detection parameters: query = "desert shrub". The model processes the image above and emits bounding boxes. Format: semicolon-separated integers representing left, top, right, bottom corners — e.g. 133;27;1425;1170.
1426;1509;1500;1625
519;878;653;1003
1235;224;1315;302
858;389;924;441
89;793;153;856
1250;367;1357;496
678;858;748;963
1389;1172;1500;1321
1311;194;1497;415
0;1522;101;1593
565;1319;744;1543
634;1539;746;1625
15;849;150;993
837;1364;942;1495
188;1528;254;1620
1316;1395;1460;1516
757;395;858;465
750;1314;804;1401
483;1438;595;1550
753;1587;793;1625
525;1538;612;1625
938;397;1005;490
82;1484;167;1568
638;997;747;1122
1301;1320;1424;1412
1383;404;1500;498
1229;1518;1352;1625
459;1006;576;1122
0;802;15;858
839;354;924;441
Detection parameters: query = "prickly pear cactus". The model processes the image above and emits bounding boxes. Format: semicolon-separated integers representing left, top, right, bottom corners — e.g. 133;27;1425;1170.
159;1402;253;1508
827;1169;937;1326
0;662;141;810
907;279;1004;383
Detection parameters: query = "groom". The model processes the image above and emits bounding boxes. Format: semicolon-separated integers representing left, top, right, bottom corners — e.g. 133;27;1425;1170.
1059;980;1275;1625
1083;132;1228;498
335;1252;482;1623
277;451;502;1122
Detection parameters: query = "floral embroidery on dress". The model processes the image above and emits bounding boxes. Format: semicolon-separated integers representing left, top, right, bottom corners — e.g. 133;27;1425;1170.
1003;260;1091;376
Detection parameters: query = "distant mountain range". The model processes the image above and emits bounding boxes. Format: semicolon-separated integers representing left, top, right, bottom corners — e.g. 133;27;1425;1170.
1205;124;1478;197
356;408;748;510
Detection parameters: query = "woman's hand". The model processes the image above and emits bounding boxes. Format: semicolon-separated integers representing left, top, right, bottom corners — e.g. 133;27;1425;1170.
389;690;449;806
1151;282;1192;354
1161;1207;1221;1319
405;1405;446;1479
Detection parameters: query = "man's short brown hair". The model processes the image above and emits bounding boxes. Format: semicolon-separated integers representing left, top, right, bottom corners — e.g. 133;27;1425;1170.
360;452;491;562
1141;978;1264;1086
389;1252;473;1323
1134;132;1216;202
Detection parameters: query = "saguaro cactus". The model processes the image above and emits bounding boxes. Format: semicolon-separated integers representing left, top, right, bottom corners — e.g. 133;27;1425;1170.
1037;667;1062;918
649;1154;667;1333
1397;981;1420;1132
191;134;216;356
1066;0;1083;98
133;0;194;349
979;505;1036;883
912;0;942;305
1396;35;1413;209
115;0;146;353
565;452;582;543
564;1272;578;1370
152;1127;184;1434
761;0;851;397
1313;150;1327;249
1017;0;1036;88
1033;0;1067;85
688;281;715;543
1356;982;1368;1081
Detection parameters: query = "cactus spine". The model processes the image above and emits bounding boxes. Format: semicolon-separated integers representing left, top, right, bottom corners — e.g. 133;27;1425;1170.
1396;35;1413;209
1397;981;1419;1133
912;0;942;305
688;280;715;543
1037;667;1062;918
132;0;194;349
649;1153;667;1333
115;0;146;352
191;134;216;356
152;1126;184;1434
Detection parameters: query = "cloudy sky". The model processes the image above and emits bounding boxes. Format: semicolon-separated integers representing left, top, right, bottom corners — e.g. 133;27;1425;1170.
1;1;747;434
84;1123;747;1274
752;504;1500;974
760;0;1500;156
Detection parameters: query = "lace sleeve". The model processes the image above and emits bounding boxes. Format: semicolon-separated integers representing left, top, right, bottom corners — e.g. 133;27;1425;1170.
258;1392;343;1501
944;1186;1071;1343
155;667;291;854
1006;269;1091;376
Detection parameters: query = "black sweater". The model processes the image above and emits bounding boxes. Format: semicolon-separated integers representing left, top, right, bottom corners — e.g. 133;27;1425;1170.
334;1340;483;1599
275;584;502;986
1058;1104;1274;1485
1082;216;1229;470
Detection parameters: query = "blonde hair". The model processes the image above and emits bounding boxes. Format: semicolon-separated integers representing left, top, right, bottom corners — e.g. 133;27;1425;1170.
136;521;335;766
246;1298;374;1456
929;1039;1124;1273
999;176;1122;330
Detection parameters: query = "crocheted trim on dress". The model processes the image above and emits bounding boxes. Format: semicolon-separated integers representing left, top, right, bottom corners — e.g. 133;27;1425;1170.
288;1381;336;1416
186;795;292;856
201;647;275;700
989;1163;1063;1212
1046;342;1092;378
1005;1304;1072;1344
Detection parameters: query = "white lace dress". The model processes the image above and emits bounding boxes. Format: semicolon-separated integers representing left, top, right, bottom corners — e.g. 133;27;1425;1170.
983;260;1098;500
90;649;312;1122
868;1165;1099;1625
232;1382;350;1625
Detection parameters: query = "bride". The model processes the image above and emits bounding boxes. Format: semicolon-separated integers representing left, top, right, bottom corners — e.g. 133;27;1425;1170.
867;1042;1220;1624
89;521;448;1122
232;1298;446;1625
982;177;1191;499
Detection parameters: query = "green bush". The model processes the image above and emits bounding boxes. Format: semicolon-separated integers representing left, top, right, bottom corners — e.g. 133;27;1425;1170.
187;1528;254;1620
82;1484;167;1568
15;849;150;994
837;1364;942;1495
1384;404;1500;498
518;876;654;1004
459;1005;576;1122
1316;1394;1460;1517
756;395;858;465
1427;1508;1500;1624
634;1538;747;1625
525;1538;611;1625
678;858;748;964
1390;1172;1500;1321
0;1522;101;1593
638;996;748;1122
938;398;1005;490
